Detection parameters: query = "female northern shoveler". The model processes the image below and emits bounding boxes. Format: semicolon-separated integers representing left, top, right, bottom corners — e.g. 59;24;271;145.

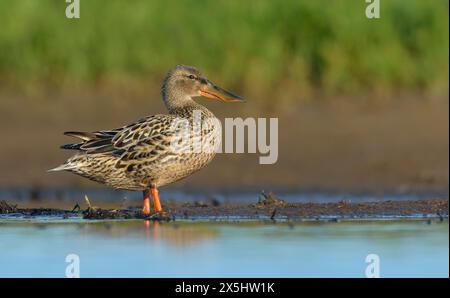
50;65;243;215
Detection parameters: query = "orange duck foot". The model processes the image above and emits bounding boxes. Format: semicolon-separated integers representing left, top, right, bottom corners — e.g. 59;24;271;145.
142;189;151;215
142;187;162;215
151;187;162;212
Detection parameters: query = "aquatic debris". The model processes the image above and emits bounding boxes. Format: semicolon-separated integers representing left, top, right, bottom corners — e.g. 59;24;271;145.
81;201;173;221
84;195;98;210
253;191;285;209
0;200;76;218
0;200;17;214
144;211;173;222
81;195;132;219
82;207;135;220
0;198;448;222
71;203;81;212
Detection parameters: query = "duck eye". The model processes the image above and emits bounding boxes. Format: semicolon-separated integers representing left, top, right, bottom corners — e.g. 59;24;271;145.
188;75;196;80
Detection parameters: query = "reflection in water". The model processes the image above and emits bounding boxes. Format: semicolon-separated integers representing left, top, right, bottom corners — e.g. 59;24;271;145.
0;220;447;277
144;220;219;247
77;220;219;248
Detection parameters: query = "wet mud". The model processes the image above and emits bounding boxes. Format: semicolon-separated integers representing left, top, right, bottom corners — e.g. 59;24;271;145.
0;191;448;222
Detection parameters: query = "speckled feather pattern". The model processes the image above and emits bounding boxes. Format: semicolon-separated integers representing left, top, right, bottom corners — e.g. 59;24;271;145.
58;104;221;191
51;65;241;192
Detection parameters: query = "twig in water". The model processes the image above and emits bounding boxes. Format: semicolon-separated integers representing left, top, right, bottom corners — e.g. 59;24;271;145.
84;195;92;209
71;203;80;212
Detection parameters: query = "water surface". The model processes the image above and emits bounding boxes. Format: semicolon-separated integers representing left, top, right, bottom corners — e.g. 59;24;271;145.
0;219;447;277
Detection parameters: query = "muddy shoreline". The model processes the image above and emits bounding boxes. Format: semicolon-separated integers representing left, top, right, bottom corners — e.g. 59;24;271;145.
1;195;448;222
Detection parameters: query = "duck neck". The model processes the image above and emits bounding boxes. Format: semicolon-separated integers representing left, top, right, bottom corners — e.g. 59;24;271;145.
162;92;212;118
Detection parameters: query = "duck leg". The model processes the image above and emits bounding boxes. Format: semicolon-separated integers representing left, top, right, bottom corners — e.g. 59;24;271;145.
151;187;162;212
142;189;151;215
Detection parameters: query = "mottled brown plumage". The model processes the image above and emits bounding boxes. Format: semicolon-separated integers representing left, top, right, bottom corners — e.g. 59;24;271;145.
50;65;243;214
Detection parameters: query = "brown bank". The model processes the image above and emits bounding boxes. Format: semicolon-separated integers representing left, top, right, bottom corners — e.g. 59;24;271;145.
1;192;447;222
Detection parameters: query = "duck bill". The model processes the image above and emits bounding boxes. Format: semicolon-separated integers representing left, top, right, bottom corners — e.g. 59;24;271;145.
199;81;244;102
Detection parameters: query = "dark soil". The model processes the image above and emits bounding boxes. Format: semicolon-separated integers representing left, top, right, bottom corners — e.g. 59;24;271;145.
0;196;448;222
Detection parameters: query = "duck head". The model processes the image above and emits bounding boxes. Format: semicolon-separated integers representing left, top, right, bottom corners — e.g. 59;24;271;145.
161;65;244;109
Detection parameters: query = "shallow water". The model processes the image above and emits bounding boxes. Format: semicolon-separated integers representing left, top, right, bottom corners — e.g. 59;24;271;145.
0;219;448;277
2;187;447;205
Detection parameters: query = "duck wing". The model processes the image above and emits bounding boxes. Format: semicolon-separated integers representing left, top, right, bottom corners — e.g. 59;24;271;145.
61;129;122;153
61;115;180;159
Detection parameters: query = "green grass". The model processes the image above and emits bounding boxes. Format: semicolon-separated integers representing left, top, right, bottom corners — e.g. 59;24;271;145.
0;0;448;100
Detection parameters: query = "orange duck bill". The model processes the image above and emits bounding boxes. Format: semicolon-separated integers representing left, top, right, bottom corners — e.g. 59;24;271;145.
199;80;244;102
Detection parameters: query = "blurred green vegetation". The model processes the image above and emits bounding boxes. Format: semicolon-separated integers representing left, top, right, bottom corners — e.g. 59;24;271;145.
0;0;448;100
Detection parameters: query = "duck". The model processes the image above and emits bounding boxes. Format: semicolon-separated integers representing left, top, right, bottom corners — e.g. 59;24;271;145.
49;65;244;215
